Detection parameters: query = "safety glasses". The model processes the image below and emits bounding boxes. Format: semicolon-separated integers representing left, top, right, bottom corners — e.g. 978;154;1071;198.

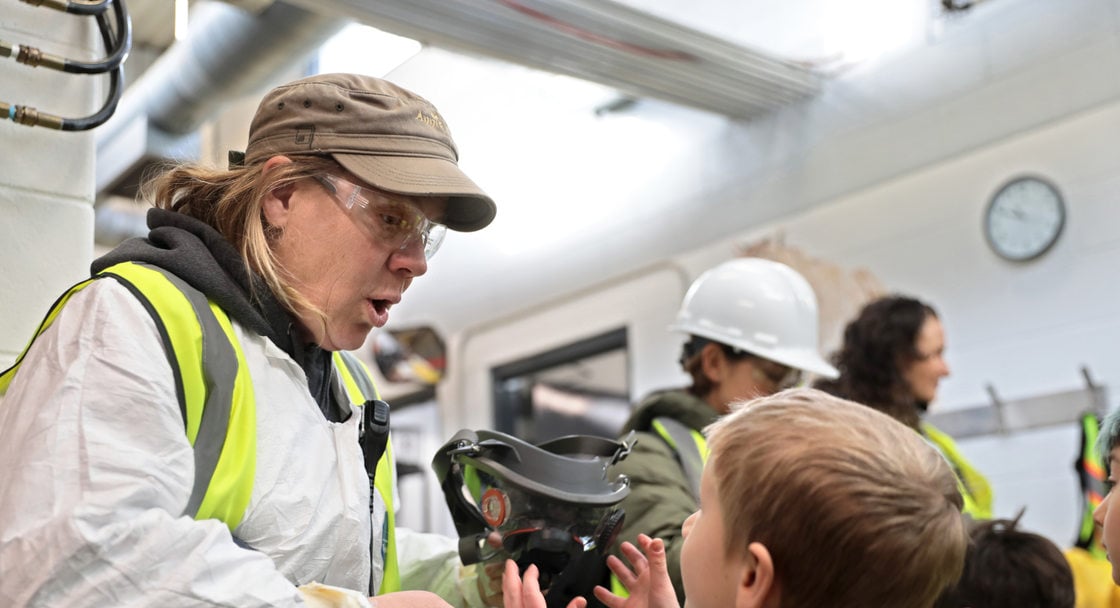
752;361;803;391
314;173;447;260
721;342;803;390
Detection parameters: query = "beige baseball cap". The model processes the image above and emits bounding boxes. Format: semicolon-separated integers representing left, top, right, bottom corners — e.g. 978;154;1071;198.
243;73;496;232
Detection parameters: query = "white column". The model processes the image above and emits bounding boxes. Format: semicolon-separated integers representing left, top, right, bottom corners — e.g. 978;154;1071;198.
0;3;99;367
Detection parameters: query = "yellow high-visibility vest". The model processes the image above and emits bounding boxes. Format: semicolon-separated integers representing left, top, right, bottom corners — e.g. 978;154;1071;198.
0;261;400;593
921;422;993;520
611;417;709;597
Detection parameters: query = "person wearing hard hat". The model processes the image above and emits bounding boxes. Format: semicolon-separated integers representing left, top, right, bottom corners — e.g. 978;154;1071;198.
607;257;838;603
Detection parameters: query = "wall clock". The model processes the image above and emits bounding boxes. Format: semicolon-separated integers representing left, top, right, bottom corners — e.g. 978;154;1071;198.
984;176;1065;262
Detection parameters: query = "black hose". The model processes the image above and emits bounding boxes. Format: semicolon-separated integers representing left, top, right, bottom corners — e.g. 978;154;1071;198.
60;62;122;130
64;0;112;16
60;0;127;130
4;0;129;130
8;0;129;74
63;0;130;74
18;0;111;16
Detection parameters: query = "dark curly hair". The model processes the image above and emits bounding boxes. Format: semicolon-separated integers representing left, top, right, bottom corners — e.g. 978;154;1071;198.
814;295;937;430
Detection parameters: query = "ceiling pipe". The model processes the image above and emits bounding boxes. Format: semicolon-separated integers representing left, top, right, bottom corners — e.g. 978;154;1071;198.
98;0;347;142
94;0;349;244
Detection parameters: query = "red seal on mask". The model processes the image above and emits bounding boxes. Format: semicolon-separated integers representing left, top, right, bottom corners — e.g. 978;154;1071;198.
480;488;510;527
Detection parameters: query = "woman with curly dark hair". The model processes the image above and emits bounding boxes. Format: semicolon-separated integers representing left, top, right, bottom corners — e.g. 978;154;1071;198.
815;295;993;519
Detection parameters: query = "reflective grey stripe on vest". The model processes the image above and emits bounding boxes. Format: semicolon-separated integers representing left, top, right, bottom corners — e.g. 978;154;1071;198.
337;351;377;400
155;268;239;518
653;416;704;502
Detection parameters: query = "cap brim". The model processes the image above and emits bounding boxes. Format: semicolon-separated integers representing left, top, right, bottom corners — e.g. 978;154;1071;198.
333;154;496;232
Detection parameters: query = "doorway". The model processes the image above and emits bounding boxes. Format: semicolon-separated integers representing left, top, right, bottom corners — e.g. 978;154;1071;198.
491;328;630;443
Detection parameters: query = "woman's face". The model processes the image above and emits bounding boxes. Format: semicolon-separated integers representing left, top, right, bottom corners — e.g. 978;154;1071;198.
1094;447;1120;583
264;158;446;351
703;344;797;413
900;315;950;404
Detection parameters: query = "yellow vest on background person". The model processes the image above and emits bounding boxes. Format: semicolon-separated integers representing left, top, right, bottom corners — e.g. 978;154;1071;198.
922;422;993;520
0;261;401;593
611;416;709;597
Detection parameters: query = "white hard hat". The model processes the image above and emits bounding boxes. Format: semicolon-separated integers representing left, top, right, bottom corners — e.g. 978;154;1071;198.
670;258;839;379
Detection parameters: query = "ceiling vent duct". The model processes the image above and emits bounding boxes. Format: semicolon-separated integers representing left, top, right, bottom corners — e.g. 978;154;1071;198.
96;0;348;199
287;0;822;120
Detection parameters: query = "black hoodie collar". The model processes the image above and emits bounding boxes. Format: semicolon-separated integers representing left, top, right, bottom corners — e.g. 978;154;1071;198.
93;208;294;354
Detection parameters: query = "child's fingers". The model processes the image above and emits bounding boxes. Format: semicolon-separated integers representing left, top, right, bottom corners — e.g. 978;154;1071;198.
618;541;650;575
605;554;638;589
501;560;522;608
522;564;541;595
645;537;668;575
565;596;588;608
592;585;626;608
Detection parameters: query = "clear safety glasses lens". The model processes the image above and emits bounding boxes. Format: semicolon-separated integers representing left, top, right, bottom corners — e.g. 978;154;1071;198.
315;174;447;260
752;361;802;391
776;369;803;390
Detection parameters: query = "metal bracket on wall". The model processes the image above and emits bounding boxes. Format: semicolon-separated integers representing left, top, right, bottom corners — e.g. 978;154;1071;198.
925;366;1108;440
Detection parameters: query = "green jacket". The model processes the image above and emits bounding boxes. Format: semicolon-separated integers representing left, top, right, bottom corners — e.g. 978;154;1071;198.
609;389;719;604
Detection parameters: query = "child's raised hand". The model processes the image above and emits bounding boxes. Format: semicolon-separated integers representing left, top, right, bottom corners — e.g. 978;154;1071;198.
593;535;680;608
500;560;587;608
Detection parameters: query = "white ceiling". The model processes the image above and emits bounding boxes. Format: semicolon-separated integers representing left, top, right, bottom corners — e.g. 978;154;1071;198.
613;0;934;65
107;0;1072;341
122;0;942;113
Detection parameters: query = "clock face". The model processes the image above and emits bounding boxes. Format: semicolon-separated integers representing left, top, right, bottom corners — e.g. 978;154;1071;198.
984;177;1065;261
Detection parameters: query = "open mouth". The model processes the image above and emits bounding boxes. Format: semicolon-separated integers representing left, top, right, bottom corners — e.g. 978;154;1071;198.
368;298;393;327
371;299;392;315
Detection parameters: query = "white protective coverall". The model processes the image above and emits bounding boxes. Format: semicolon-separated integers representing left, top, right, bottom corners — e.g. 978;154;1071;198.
0;280;481;607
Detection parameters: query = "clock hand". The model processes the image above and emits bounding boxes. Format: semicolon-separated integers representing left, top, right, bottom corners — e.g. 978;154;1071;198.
997;206;1026;221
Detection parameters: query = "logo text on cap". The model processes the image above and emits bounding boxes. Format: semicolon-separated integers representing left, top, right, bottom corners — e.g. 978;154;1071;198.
415;110;447;135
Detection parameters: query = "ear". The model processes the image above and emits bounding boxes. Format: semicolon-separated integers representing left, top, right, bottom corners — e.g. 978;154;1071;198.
736;542;778;608
700;341;726;385
260;155;296;229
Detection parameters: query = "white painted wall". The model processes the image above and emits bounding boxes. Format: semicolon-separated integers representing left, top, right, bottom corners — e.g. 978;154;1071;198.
695;97;1120;546
375;0;1120;546
0;5;98;368
441;94;1120;546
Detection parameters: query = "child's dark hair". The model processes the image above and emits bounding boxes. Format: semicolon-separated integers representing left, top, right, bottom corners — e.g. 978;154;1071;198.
934;511;1074;608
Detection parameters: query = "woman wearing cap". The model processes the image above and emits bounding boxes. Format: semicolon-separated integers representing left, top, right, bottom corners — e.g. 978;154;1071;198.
608;257;838;604
813;294;993;519
0;74;494;608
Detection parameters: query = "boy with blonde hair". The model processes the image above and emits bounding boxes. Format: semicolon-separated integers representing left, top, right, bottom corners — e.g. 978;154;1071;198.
503;388;968;608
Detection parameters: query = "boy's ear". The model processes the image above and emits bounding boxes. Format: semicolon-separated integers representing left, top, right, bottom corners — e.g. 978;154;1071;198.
736;542;778;608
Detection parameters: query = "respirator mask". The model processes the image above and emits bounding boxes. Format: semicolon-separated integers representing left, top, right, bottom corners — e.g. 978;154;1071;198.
432;429;635;608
